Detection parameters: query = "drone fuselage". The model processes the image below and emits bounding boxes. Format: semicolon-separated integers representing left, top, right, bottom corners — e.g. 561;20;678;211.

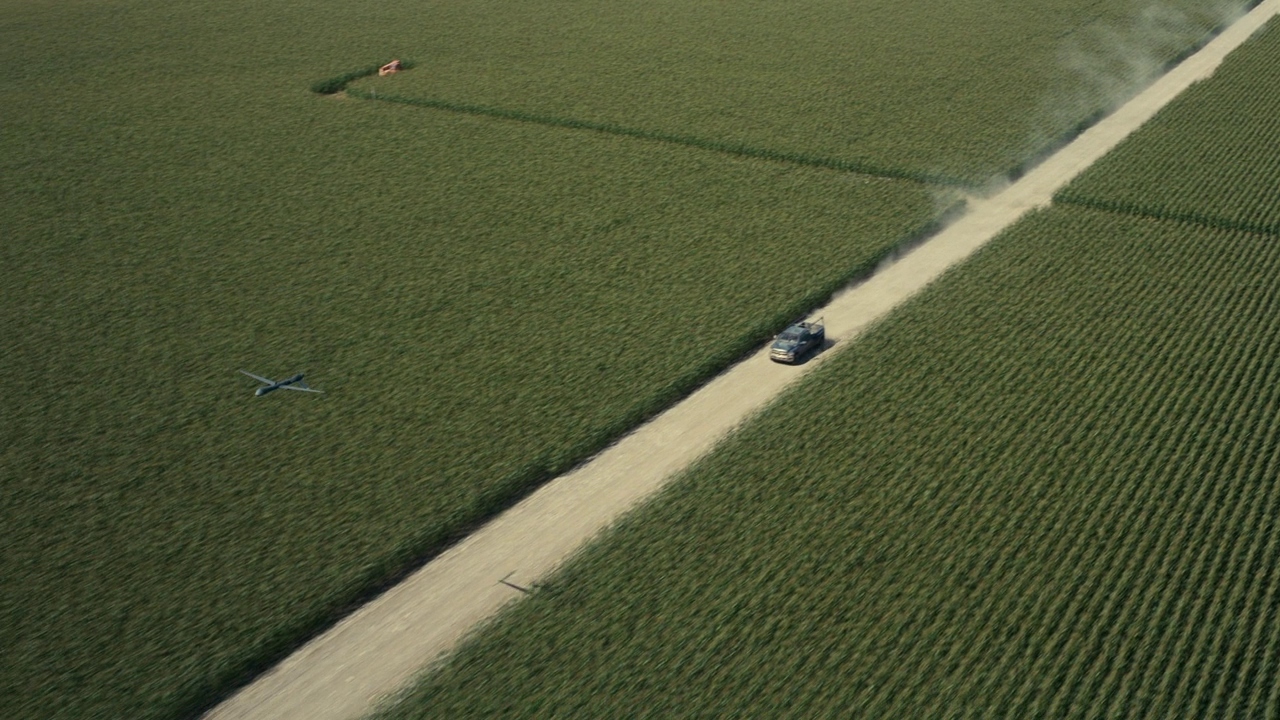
255;374;306;396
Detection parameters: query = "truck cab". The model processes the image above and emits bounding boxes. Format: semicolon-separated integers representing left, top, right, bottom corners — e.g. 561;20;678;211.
769;319;825;363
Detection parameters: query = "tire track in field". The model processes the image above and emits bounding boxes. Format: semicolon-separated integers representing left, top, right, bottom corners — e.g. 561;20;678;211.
343;89;972;188
204;3;1280;719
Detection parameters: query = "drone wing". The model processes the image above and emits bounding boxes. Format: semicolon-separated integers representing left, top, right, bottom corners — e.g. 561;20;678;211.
281;384;324;393
239;370;274;385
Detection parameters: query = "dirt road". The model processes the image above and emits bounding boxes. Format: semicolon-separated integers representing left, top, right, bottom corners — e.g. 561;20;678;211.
205;4;1280;718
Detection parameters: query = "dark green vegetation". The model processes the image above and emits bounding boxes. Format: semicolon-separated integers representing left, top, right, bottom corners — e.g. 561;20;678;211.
354;0;1249;184
1060;21;1280;234
383;15;1280;718
311;60;415;95
2;32;935;720
384;207;1280;718
0;0;1256;717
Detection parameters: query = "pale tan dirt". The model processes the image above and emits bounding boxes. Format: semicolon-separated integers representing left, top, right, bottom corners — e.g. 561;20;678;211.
205;4;1280;718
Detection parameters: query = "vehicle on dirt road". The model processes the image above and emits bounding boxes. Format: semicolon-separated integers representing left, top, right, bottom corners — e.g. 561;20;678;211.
769;318;824;363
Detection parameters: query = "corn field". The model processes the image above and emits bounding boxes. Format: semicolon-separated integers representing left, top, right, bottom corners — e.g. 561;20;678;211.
382;18;1280;716
0;0;1263;718
385;203;1280;718
1060;21;1280;235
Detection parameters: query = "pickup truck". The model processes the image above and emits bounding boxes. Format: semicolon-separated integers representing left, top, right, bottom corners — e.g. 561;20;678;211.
769;318;824;363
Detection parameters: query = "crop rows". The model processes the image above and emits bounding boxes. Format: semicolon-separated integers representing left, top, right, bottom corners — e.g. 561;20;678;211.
1060;19;1280;235
384;206;1280;718
0;2;940;717
0;0;1260;717
351;0;1251;186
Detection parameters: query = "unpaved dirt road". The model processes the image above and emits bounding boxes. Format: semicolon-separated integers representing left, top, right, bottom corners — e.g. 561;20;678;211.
205;4;1280;718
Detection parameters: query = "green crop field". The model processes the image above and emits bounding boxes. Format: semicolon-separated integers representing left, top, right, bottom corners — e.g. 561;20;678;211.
382;203;1280;719
1060;20;1280;234
1;36;936;720
380;18;1280;715
0;0;1260;717
351;0;1248;185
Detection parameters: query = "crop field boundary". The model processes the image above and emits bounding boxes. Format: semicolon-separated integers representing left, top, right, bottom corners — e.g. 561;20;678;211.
333;88;974;188
1055;193;1280;237
206;4;1280;719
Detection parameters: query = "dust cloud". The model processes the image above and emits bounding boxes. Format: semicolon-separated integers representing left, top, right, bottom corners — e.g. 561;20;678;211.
1025;1;1252;176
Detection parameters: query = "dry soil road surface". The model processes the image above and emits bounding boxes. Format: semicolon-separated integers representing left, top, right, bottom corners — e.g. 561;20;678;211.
206;3;1280;718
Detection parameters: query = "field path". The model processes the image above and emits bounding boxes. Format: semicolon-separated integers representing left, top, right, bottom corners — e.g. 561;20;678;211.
205;4;1280;719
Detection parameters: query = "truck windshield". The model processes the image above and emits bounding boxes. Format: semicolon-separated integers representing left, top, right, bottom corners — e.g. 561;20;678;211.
778;329;803;341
